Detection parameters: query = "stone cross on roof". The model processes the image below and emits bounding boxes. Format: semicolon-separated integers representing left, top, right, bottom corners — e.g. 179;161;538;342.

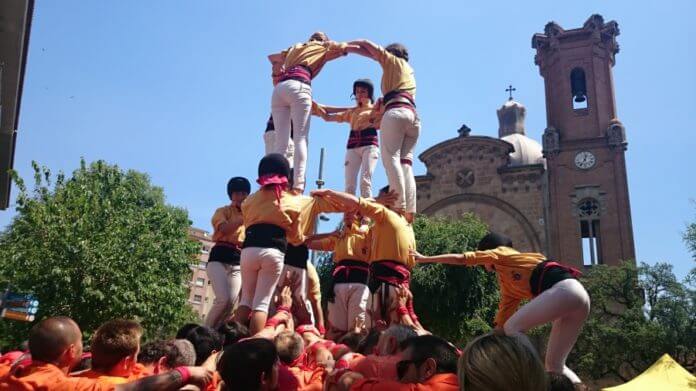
506;84;516;101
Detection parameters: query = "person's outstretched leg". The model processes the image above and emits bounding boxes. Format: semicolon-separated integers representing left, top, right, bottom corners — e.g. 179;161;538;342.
544;281;590;384
271;82;292;160
360;145;380;198
205;262;232;328
236;248;261;326
400;112;420;215
288;81;312;192
380;109;408;210
249;247;284;334
344;148;361;196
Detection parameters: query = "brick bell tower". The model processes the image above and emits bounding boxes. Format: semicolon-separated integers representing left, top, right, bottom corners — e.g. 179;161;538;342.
532;14;635;267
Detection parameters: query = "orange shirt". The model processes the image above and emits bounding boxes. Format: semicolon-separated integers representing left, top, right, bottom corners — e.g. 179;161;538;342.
205;372;221;391
314;222;371;263
0;364;9;379
374;46;416;97
460;246;545;327
72;363;151;385
287;366;326;391
127;363;151;380
0;362;115;391
72;369;129;385
358;198;416;267
211;204;245;244
351;373;458;391
283;41;347;78
349;354;400;382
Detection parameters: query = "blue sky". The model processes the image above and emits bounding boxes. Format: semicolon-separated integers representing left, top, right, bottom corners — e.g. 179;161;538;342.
1;1;694;278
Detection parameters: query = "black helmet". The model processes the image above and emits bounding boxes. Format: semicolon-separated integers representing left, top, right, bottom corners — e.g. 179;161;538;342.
258;153;290;179
353;79;374;102
477;232;513;251
227;177;251;198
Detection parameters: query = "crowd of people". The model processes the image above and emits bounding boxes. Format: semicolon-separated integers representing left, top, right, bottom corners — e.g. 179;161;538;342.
0;32;592;390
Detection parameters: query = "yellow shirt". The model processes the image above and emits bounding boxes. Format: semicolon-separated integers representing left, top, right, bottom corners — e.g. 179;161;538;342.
330;104;380;131
283;41;347;78
374;46;416;97
357;198;416;268
211;205;245;244
241;189;342;246
306;262;321;304
315;222;371;263
460;247;545;327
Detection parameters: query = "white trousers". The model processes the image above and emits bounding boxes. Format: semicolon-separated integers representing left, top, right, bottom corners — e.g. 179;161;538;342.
204;262;242;328
264;130;295;167
239;247;284;313
504;279;590;384
345;145;380;198
328;283;370;332
380;108;420;213
271;79;312;191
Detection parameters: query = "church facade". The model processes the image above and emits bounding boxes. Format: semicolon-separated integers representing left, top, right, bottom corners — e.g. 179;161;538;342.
416;15;635;268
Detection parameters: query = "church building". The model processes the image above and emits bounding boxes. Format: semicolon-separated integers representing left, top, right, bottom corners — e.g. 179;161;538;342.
416;14;635;268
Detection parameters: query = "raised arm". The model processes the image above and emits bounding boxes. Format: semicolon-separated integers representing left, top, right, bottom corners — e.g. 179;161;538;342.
268;52;285;64
411;250;467;265
115;367;213;391
310;189;360;214
348;39;382;60
318;104;354;114
305;232;337;251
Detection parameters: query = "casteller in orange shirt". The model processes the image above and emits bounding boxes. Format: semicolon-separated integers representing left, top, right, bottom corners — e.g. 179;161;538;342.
351;373;458;391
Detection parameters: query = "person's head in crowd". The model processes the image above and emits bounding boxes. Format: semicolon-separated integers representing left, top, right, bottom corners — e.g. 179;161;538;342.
218;321;250;347
181;325;224;365
227;177;251;206
274;331;304;366
138;339;195;374
547;372;574;391
385;43;409;62
476;232;514;272
375;324;418;356
89;319;143;376
309;31;329;43
338;332;364;353
218;339;279;391
175;323;199;339
28;316;83;372
357;329;382;355
458;333;546;391
396;335;458;384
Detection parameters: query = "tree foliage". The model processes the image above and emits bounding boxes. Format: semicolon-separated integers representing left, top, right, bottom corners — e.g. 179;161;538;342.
410;215;498;344
570;262;696;381
0;160;198;347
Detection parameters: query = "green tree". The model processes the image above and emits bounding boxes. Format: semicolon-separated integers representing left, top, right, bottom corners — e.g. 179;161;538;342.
570;262;696;381
685;204;696;262
410;215;498;344
0;160;198;347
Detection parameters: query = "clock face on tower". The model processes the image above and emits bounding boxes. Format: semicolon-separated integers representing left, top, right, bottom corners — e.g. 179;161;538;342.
574;151;596;170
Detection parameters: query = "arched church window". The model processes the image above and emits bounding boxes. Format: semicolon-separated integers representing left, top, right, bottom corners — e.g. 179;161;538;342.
578;198;602;266
570;67;588;110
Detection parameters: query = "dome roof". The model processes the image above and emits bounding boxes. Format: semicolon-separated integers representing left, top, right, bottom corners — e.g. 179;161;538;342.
502;133;545;166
